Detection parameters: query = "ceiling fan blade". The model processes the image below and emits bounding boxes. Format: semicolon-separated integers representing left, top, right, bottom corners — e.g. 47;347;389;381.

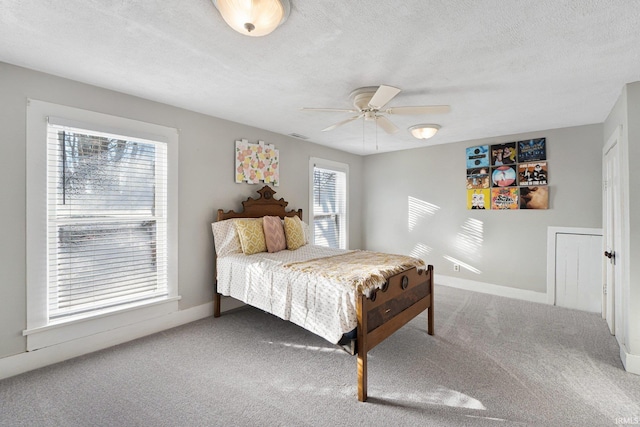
375;115;399;134
385;105;451;115
301;107;358;113
368;85;401;110
321;114;363;132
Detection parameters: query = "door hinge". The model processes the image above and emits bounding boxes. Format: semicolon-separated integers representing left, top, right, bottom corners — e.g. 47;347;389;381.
603;283;607;295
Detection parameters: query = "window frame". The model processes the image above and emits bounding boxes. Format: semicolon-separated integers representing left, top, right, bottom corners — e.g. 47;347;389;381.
308;157;349;249
25;99;179;351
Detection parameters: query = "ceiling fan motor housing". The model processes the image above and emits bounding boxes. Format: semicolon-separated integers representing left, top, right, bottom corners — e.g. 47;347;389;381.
350;87;378;111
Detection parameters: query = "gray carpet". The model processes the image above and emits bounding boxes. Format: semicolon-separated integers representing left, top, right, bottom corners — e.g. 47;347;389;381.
1;286;638;426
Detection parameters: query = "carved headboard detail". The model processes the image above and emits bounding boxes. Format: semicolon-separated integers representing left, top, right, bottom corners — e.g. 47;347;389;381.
217;186;303;221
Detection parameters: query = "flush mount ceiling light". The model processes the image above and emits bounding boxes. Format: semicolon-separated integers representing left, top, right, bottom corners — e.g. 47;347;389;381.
409;124;441;140
213;0;291;37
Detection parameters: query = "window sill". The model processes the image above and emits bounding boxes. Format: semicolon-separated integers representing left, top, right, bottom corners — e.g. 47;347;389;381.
23;296;181;351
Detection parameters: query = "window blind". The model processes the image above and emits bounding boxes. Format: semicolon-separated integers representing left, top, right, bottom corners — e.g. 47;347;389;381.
46;122;168;321
312;166;346;249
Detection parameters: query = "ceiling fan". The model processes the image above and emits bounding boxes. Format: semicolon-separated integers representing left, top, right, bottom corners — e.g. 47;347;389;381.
302;85;450;134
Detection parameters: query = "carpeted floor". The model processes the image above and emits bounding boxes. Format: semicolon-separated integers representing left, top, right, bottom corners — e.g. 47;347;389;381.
1;285;638;426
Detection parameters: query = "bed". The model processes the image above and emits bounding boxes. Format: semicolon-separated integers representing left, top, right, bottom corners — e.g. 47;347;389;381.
212;185;434;402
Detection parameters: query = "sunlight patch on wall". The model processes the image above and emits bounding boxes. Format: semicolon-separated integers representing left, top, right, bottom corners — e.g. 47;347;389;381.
408;196;440;231
455;218;484;259
443;255;482;274
410;243;433;259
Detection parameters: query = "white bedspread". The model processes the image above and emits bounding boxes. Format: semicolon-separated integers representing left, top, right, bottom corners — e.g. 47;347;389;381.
216;245;358;344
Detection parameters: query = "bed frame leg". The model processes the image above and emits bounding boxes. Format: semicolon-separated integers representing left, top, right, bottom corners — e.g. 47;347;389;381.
357;295;367;402
428;267;434;335
358;352;367;402
214;280;221;318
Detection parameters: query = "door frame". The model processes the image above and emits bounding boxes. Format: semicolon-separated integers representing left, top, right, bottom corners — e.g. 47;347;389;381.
602;125;625;340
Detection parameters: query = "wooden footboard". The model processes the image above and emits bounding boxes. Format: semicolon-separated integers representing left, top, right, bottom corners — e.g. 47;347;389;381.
356;264;434;402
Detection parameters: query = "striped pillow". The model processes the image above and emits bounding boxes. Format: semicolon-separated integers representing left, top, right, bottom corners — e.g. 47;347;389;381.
263;216;286;253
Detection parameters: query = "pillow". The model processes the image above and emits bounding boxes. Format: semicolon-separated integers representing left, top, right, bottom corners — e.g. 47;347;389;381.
211;219;242;257
235;218;267;255
284;216;306;250
281;217;311;244
301;220;311;244
263;216;287;253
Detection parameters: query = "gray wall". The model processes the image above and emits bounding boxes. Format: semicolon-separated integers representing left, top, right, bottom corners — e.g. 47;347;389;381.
362;125;603;293
0;59;629;368
0;62;364;359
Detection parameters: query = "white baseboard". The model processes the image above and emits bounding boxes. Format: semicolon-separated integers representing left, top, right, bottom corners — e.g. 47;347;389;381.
620;344;640;376
0;302;214;381
435;274;548;304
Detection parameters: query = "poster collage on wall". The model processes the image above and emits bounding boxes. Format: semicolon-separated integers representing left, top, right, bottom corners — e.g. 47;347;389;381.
466;138;548;210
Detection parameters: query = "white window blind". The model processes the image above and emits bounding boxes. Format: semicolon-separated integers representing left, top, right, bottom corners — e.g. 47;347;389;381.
46;121;168;321
312;165;347;249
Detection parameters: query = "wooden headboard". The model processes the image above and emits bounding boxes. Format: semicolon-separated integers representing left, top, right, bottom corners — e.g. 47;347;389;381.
217;186;303;221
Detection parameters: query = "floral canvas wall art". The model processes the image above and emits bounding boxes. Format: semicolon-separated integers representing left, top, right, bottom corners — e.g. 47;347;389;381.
235;139;279;186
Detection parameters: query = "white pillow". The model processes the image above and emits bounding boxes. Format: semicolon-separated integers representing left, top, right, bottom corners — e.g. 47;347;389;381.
211;219;242;257
302;220;310;244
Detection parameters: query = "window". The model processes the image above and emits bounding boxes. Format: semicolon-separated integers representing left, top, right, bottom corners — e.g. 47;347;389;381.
47;122;168;320
309;158;348;249
26;100;178;350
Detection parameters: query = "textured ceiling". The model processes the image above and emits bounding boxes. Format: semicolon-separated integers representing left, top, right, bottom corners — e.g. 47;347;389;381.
1;0;639;155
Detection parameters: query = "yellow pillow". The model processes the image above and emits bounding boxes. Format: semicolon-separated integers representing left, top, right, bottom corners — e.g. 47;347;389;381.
284;216;305;250
235;218;267;255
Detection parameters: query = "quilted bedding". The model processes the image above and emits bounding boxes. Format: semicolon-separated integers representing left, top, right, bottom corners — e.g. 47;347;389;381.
216;245;424;344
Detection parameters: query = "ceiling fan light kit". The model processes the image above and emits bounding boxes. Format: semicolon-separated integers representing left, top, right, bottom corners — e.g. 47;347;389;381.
303;85;450;141
213;0;290;37
409;124;441;140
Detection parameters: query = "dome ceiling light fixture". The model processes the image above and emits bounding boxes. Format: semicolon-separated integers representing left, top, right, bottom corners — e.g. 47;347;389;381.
409;124;441;140
212;0;291;37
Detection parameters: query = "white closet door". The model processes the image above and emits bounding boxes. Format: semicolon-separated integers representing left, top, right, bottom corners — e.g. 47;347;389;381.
555;233;603;313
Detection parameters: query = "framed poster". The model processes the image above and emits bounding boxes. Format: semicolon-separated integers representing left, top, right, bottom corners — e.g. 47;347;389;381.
467;188;490;210
491;165;517;187
466;145;490;169
520;186;549;209
491;187;519;210
490;142;517;166
518;162;548;186
517;138;546;162
466;167;490;189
